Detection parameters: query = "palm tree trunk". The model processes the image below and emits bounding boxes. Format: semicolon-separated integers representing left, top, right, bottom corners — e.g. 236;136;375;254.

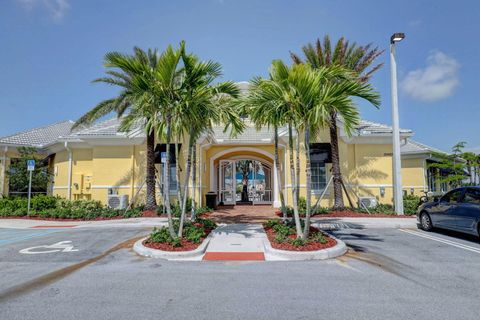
178;134;194;237
329;112;345;210
175;142;183;207
303;126;312;239
288;124;302;237
191;143;197;220
145;131;157;211
274;125;287;219
295;128;301;208
164;116;175;237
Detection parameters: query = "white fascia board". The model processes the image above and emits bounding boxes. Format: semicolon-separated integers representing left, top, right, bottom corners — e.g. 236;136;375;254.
342;134;413;145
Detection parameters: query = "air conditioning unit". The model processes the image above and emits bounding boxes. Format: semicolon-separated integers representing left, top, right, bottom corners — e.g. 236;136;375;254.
358;197;378;208
108;194;129;209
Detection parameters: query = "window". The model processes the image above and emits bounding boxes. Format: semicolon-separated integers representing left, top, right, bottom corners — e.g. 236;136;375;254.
310;143;331;192
311;162;326;191
463;188;480;204
440;189;464;204
427;167;437;192
160;164;178;192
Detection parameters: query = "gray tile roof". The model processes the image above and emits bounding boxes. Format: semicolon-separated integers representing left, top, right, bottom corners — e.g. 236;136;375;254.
0;120;74;148
355;120;412;135
211;123;276;144
62;117;124;139
401;139;444;155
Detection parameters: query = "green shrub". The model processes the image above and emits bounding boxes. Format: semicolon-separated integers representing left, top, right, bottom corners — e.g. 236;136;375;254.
31;195;57;211
0;197;28;216
291;237;306;247
274;234;286;243
149;227;176;244
184;224;205;243
194;206;213;216
196;217;217;230
403;195;421;215
309;232;327;244
273;224;293;238
265;219;281;229
157;198;194;217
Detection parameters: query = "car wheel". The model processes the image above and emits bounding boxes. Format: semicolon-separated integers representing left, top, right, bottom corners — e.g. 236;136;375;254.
420;212;433;231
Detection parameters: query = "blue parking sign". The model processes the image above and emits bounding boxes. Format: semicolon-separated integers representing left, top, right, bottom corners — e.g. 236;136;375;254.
27;160;35;171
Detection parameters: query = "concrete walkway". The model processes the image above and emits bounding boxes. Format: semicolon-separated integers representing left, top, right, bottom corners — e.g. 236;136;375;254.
203;224;267;261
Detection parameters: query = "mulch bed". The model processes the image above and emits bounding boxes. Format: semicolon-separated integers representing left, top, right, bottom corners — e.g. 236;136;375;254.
264;225;337;251
143;238;204;252
0;215;128;221
143;226;214;252
276;210;415;218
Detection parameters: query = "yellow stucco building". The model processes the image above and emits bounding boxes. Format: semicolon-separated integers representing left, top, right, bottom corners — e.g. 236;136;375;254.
0;100;446;209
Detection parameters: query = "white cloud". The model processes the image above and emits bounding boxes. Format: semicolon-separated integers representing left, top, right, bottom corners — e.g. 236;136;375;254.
401;51;460;102
17;0;70;22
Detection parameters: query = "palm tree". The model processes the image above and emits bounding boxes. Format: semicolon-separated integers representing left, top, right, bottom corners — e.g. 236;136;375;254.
291;35;384;209
245;61;303;236
248;60;380;239
294;65;381;237
72;47;164;212
175;44;244;236
120;45;184;237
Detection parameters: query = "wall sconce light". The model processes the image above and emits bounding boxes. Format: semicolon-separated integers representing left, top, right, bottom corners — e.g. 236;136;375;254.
410;188;414;195
380;186;385;198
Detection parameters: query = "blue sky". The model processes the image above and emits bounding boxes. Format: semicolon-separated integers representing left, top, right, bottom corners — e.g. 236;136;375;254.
1;0;479;152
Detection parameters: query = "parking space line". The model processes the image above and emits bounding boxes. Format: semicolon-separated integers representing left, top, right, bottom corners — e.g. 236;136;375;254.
399;229;480;254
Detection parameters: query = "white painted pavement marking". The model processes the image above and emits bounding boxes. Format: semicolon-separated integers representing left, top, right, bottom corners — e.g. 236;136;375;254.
19;241;79;254
399;229;480;254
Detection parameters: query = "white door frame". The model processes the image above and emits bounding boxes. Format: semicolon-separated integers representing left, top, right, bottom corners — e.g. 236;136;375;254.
210;147;279;207
218;160;235;205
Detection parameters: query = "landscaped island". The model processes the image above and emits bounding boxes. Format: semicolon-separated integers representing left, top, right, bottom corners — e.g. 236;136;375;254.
263;219;337;251
143;217;217;252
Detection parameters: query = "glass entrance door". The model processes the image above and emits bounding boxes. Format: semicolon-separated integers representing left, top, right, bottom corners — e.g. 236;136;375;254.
218;160;235;205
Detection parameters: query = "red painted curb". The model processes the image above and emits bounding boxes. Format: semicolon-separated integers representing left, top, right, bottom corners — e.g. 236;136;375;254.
203;252;265;261
31;225;77;228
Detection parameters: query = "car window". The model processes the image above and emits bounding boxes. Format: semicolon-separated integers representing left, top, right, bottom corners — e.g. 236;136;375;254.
440;189;463;204
463;189;480;204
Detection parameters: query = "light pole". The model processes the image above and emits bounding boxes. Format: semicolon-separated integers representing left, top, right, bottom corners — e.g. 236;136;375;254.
390;32;405;215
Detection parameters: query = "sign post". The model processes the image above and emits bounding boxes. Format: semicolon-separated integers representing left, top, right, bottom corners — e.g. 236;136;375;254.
27;160;35;214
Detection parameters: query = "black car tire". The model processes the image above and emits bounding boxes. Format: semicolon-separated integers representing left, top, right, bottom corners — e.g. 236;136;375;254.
420;212;433;231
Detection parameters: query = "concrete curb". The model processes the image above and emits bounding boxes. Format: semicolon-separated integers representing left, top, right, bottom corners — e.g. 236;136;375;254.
263;234;347;261
311;217;417;230
0;217;169;229
133;233;213;261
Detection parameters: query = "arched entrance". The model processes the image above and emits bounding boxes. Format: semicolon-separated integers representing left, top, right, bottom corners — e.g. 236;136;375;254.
209;147;278;206
217;158;273;205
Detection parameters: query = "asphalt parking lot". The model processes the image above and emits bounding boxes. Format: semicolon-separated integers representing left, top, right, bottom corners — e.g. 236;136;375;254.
1;225;479;320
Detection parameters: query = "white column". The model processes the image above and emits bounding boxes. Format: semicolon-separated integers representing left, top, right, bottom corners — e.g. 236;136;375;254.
273;161;280;207
390;43;404;215
65;142;73;201
0;146;7;196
